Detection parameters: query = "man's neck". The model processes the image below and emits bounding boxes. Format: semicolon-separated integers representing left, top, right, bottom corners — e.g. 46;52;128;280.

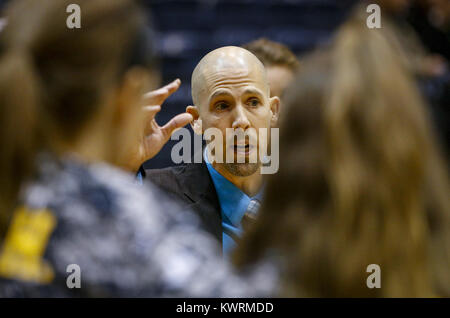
211;162;263;197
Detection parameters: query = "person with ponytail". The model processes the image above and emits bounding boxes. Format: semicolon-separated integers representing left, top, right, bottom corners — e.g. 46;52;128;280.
0;0;275;297
233;7;450;297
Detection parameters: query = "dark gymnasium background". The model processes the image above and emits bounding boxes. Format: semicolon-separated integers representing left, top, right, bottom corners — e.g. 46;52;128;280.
1;0;442;168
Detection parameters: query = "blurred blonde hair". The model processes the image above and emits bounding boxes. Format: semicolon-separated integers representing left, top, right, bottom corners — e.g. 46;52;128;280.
233;8;450;297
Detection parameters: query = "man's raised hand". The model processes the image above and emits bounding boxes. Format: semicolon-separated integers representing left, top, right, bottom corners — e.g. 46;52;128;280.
129;79;193;171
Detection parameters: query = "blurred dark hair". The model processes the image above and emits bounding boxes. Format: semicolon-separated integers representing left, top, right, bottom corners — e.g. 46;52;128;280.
243;38;300;72
234;9;450;297
0;0;153;236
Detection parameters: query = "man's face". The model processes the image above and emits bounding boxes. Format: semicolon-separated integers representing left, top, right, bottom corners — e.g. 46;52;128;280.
196;62;277;177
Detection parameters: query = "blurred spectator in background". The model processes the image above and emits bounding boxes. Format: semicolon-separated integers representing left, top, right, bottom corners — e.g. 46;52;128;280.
375;0;449;157
374;0;443;76
407;0;450;158
408;0;449;62
0;0;274;297
243;38;300;99
233;7;450;297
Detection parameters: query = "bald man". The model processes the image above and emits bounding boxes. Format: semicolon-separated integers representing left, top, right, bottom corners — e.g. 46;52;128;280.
142;47;280;255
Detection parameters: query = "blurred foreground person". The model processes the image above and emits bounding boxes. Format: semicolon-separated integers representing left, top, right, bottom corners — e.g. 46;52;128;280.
0;0;275;297
234;9;450;297
243;38;300;99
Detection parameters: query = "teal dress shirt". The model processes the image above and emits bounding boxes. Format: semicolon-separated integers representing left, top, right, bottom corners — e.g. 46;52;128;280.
204;149;263;256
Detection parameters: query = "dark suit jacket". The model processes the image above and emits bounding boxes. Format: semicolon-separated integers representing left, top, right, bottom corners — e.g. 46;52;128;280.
143;162;223;245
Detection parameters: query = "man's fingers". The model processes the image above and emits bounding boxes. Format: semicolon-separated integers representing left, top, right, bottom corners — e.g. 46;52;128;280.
160;113;194;140
143;105;161;117
142;105;161;123
143;79;181;105
142;106;161;135
165;78;181;96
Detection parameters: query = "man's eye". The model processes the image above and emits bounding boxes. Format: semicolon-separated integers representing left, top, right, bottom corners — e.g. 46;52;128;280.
215;102;229;111
247;98;260;107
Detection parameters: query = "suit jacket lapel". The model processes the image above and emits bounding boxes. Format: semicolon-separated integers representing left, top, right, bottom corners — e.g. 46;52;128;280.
178;162;223;244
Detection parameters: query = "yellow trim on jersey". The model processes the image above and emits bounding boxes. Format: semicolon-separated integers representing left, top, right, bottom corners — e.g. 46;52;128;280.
0;206;56;284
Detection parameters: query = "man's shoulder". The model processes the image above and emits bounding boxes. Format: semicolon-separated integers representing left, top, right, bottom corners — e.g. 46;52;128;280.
144;162;212;201
143;162;223;243
145;162;207;184
145;163;201;183
145;163;190;179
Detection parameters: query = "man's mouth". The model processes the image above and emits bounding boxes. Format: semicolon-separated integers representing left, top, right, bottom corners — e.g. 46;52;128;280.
232;143;254;155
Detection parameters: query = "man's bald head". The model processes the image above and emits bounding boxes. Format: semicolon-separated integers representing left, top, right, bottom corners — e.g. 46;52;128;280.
186;46;281;178
191;46;269;107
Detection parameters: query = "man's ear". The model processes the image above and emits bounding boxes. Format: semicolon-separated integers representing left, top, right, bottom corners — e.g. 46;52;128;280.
186;105;203;135
269;96;281;127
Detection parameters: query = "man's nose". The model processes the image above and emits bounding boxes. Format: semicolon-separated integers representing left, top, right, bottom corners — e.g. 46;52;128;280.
232;105;251;130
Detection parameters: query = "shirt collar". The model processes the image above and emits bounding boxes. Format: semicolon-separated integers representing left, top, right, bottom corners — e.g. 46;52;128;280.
204;148;263;227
